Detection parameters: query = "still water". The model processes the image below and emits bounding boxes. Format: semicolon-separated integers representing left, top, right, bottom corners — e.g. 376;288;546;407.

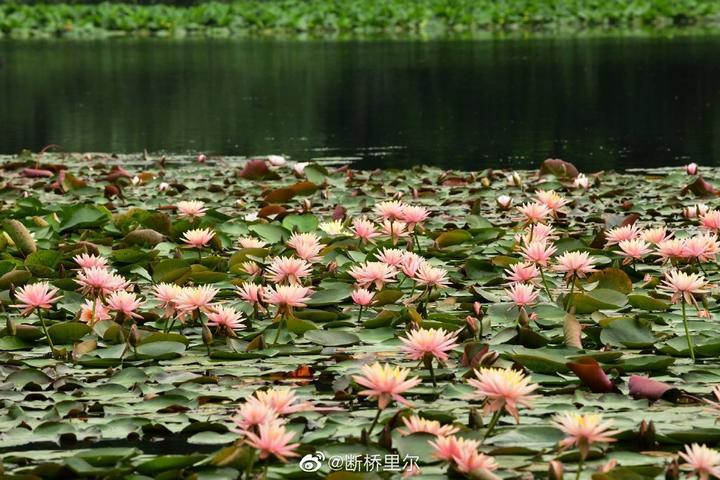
1;37;719;170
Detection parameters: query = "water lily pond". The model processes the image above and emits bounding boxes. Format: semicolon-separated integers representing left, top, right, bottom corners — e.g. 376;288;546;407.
2;152;720;478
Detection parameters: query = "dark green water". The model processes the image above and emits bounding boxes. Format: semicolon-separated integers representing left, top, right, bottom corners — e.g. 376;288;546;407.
1;37;719;170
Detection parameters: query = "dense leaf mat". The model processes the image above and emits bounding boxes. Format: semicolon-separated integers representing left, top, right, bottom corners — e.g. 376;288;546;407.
0;153;719;479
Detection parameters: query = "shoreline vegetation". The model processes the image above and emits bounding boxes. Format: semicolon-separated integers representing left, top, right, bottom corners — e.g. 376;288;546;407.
1;0;720;39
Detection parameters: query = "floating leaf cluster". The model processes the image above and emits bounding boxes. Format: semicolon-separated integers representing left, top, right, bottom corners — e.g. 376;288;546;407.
2;153;720;478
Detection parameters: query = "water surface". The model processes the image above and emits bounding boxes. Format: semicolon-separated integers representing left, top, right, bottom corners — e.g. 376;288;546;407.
1;37;719;170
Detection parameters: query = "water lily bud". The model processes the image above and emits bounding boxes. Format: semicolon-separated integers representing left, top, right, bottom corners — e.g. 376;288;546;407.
302;198;312;212
622;200;633;210
665;459;680;480
480;177;491;188
473;301;482;316
6;317;16;336
573;173;589;189
267;155;286;166
131;176;141;186
202;323;213;345
197;153;207;163
468;407;484;429
158;182;170;192
507;172;522;187
637;419;656;447
684;203;709;219
686;162;698;175
496;195;513;210
518;307;530;327
293;162;309;176
128;324;141;348
547;460;564;480
327;261;338;273
465;315;479;335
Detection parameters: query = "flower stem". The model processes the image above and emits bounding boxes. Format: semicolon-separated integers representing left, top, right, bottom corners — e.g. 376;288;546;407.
682;300;696;363
272;315;284;345
357;306;363;324
539;266;554;301
575;456;584;480
566;275;576;312
37;310;55;355
482;409;502;443
428;359;437;389
367;407;382;438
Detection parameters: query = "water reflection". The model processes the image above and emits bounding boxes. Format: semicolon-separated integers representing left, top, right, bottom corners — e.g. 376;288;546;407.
0;37;718;170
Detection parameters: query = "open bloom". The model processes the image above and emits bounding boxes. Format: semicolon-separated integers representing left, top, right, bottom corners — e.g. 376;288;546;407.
656;238;687;263
700;210;720;232
73;253;108;270
400;328;459;362
415;264;450;288
467;367;538;422
152;282;184;317
319;219;346;236
351;217;380;244
400;252;426;278
683;234;720;263
76;267;129;297
352;362;421;409
517;202;551;224
431;435;472;462
12;282;62;316
254;387;317;415
375;200;407;221
506;283;539;308
348;261;397;290
400;415;459;437
240;261;262;277
504;262;540;284
521;240;557;267
658;269;708;305
264;285;314;309
106;291;144;319
265;256;312;285
351;288;374;307
237;236;267;249
605;223;641;246
618;239;652;264
554;251;597;279
381;219;409;244
207;305;245;334
175;285;219;314
176;200;207;219
679;444;720;480
516;223;557;245
376;248;406;267
453;443;499;477
237;282;265;306
287;232;323;262
535;190;567;212
243;422;299;463
430;436;498;477
79;299;111;325
552;412;619;454
182;228;215;248
401;205;430;230
687;162;699;175
233;397;279;431
641;226;670;245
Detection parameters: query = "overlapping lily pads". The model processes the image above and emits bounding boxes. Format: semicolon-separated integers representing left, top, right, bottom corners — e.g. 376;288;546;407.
0;152;720;478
